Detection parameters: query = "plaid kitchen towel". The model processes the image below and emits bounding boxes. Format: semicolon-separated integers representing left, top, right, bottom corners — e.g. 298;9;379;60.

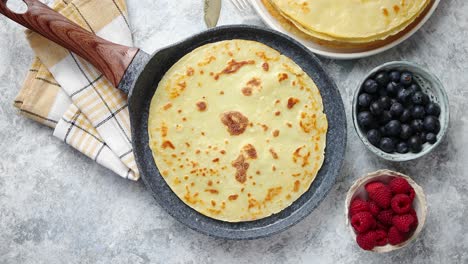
14;0;139;181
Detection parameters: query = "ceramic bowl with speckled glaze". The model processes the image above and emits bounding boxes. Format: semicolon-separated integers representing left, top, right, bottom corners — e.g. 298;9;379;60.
352;61;450;162
345;170;428;253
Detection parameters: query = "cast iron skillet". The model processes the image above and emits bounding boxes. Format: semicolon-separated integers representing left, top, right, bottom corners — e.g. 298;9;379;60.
0;0;346;239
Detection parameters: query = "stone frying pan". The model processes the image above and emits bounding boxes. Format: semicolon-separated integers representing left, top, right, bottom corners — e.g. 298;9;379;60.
0;0;346;239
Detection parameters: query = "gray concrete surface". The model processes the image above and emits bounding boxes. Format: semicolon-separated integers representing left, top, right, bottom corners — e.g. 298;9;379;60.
0;0;467;263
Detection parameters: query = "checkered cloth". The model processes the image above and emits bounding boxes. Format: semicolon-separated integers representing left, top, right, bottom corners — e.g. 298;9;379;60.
14;0;139;181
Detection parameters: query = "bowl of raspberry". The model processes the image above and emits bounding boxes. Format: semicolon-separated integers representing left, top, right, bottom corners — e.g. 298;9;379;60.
345;169;427;252
352;61;449;161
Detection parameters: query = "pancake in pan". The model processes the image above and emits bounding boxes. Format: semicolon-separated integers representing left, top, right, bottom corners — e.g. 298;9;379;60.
148;40;327;222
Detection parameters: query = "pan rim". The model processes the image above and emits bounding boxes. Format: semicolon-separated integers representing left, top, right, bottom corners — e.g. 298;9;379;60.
130;25;347;240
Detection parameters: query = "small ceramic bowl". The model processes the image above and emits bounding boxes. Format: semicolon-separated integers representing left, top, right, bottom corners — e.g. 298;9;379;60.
352;61;450;161
345;170;428;253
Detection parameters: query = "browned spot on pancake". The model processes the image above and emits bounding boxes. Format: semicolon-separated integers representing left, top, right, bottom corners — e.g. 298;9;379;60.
163;103;172;110
247;77;261;87
256;170;261;175
161;170;168;177
170;81;186;98
286;194;291;199
161;140;175;150
286;122;293;128
382;8;389;16
272;165;277;171
265;187;282;202
211;200;216;206
294;180;301;192
401;0;405;6
262;62;269;71
220;91;224;95
185;142;190;147
393;5;400;13
278;73;289;82
275;111;281;116
220;150;226;155
186;67;194;76
243;144;258;159
182;117;187;122
228;194;239;201
292;173;301;177
195;149;201;154
196;101;207;112
242;87;252;96
221;111;249;136
269;148;279;159
205;189;219;194
260;124;269;131
214;59;255;80
228;51;233;57
232;154;249;183
161;124;168;137
200;70;204;75
208;180;213;186
287;97;300;109
212;158;219;163
198;55;216;66
177;109;182;114
272;130;280;137
275;99;281;104
201;132;206;136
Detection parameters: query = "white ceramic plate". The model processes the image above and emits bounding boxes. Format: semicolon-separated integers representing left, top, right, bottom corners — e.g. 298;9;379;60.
249;0;440;59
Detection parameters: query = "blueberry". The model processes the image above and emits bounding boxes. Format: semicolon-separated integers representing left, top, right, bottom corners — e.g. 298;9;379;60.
363;79;379;94
407;83;421;94
397;88;413;105
411;119;424;132
408;136;423;153
400;124;413;139
370;101;383;116
411;105;426;119
389;71;401;82
380;111;393;125
423;116;441;133
421;93;430;105
375;72;390;86
379;96;392;110
426;133;437;144
399;109;412;123
358;93;373;108
378;87;389;97
390;102;404;117
396;142;409;154
411;91;425;105
379;137;395;153
400;72;413;86
385;120;402;137
426;102;441;117
419;132;427;144
386;81;402;96
357;111;374;129
367;129;381;146
379;126;387;136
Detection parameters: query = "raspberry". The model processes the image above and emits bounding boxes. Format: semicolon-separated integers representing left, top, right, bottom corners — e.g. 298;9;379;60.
356;231;377;250
376;221;389;231
377;210;394;226
365;181;385;194
391;194;412;214
349;198;370;216
369;185;392;209
388;226;407;245
351;211;376;233
368;201;381;216
409;187;416;201
409;208;419;229
374;229;388;246
389;177;411;194
392;214;416;233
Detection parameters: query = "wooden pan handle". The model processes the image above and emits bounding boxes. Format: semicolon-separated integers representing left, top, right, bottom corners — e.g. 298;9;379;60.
0;0;139;88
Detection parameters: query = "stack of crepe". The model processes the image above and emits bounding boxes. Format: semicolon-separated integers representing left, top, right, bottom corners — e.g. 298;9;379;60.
263;0;431;46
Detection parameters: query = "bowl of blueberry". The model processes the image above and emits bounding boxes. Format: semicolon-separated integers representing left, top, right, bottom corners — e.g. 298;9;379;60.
353;61;449;161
